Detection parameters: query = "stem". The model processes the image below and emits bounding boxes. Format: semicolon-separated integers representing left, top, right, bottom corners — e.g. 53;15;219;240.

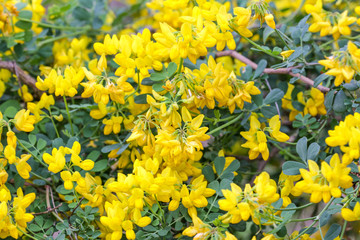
339;220;347;239
204;194;218;220
242;35;282;60
270;141;300;160
290;216;316;222
48;108;60;138
63;95;74;136
17;226;41;240
294;198;335;240
177;58;184;75
268;136;297;145
46;186;64;223
18;17;90;31
207;113;244;135
31;171;52;185
38;30;88;47
274;202;314;211
275;29;291;50
17;140;47;167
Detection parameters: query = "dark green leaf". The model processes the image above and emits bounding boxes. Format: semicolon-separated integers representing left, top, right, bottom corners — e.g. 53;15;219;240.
296;137;307;162
92;160;107;172
307;142;320;160
214;157;225;175
134;94;151;104
282;161;307;175
333;90;346;113
202;165;215;182
101;143;121;153
150;72;167;81
254;59;267;79
263;26;275;44
264;89;284;105
324;224;341;240
18;10;32;19
73;7;91;21
167;62;177;76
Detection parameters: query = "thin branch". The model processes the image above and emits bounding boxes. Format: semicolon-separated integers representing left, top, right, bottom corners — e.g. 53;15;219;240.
0;60;42;95
33;203;63;215
215;50;330;92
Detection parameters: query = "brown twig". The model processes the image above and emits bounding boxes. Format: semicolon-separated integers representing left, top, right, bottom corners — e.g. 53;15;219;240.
33;203;63;215
70;197;85;216
215;50;330;92
0;60;42;95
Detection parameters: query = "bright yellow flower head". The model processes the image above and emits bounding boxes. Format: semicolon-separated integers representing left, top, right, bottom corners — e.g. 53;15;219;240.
14;109;36;132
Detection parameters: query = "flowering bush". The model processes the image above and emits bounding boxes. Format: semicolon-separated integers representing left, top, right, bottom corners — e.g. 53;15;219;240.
1;0;360;239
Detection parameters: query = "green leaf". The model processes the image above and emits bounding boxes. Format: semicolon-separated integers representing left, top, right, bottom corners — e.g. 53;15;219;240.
4;106;19;118
92;160;108;172
281;203;296;220
134;94;150;104
79;0;93;8
28;224;42;232
296;137;307;162
202;165;215;182
152;82;165;92
264;89;284;105
15;20;32;30
29;134;37;145
167;62;177;77
33;179;46;186
18;10;33;19
307;142;320;160
219;179;232;196
35;215;44;227
101;143;121;153
324;90;335;111
150;72;167;82
254;59;267;79
220;160;240;180
52;138;64;149
116;143;129;155
282;161;307;175
314;74;329;87
87;151;101;161
261;106;277;119
72;6;91;21
208;180;220;193
263;26;275;44
214;157;225;175
324;224;341;240
37;139;47;150
343;81;359;91
141;78;154;86
333;90;346;113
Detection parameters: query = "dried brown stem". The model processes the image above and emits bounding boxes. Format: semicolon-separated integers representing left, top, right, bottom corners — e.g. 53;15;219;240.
0;60;42;95
33;203;63;216
216;50;330;92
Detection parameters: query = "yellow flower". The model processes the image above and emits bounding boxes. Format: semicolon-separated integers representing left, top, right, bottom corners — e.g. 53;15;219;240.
14;109;36;132
240;116;269;160
264;13;276;29
341;202;360;221
18;85;33;102
268;115;289;142
103;116;123;135
15;154;32;179
280;50;295;60
293;154;352;203
43;147;66;173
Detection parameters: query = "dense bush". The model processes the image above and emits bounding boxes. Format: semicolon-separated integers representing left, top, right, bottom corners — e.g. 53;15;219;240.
0;0;360;239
